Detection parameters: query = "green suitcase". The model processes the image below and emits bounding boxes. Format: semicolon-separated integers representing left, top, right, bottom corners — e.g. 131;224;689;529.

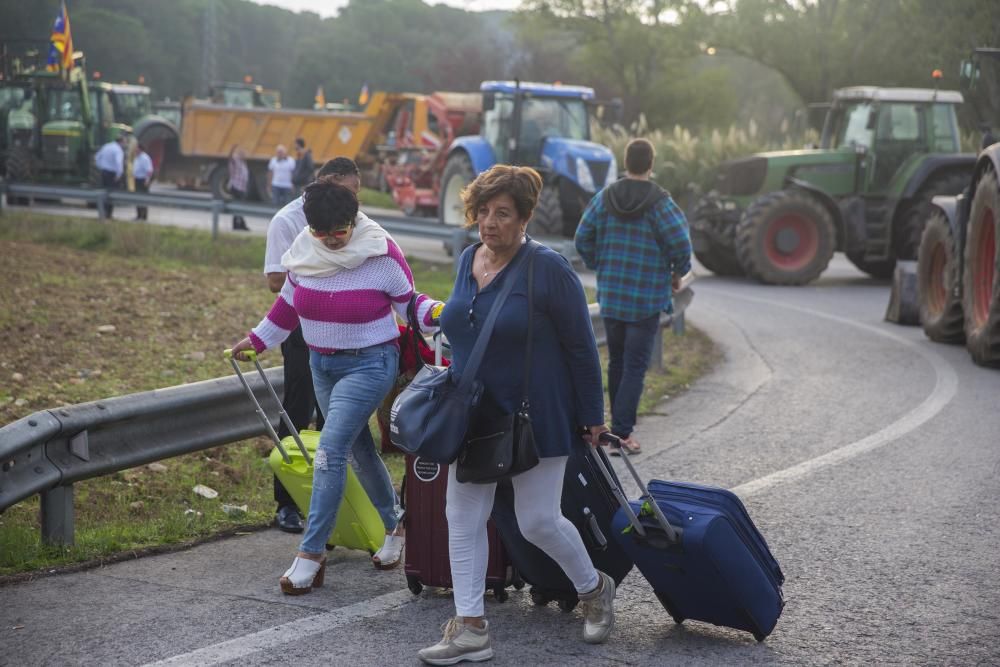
226;349;385;555
269;430;386;554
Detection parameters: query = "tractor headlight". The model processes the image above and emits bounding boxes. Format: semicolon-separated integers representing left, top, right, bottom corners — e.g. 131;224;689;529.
575;156;596;192
605;156;618;187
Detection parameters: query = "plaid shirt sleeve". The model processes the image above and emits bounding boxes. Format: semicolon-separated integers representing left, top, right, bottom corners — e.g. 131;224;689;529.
654;196;693;277
574;193;602;270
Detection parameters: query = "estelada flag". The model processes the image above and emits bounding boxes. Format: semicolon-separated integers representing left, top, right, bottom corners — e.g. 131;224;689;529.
46;1;74;73
358;83;370;106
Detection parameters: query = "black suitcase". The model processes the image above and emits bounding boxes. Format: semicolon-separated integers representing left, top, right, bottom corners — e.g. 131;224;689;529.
491;437;633;611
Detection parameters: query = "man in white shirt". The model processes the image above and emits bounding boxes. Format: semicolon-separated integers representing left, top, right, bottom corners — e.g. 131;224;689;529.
267;145;296;208
94;135;127;218
264;157;362;533
132;144;154;220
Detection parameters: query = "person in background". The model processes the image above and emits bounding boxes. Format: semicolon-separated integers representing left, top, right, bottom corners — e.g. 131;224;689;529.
228;146;250;231
132;144;154;221
229;179;443;593
94;135;127;218
263;157;365;535
574;138;692;456
419;165;616;665
292;138;315;196
268;144;296;207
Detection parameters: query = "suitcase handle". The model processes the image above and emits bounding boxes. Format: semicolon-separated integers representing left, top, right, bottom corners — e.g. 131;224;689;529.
595;432;680;544
224;348;312;465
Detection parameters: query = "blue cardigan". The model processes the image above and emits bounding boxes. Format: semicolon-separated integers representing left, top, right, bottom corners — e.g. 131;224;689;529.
440;239;605;458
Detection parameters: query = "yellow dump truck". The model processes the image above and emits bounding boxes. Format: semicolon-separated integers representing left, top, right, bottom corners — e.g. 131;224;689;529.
136;88;433;200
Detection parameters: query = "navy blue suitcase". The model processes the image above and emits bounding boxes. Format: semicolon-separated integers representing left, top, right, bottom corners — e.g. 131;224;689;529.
597;434;784;642
491;439;633;611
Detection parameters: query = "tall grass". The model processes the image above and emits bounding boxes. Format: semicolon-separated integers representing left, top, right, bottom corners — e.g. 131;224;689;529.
593;117;820;207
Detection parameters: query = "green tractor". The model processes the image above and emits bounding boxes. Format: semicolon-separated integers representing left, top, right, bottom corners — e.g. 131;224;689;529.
692;86;975;285
0;44;131;192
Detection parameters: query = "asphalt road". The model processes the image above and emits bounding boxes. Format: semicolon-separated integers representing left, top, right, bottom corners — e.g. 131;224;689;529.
2;197;1000;666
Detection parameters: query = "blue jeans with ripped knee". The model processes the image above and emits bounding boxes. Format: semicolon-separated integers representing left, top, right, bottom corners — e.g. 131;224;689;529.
298;343;400;555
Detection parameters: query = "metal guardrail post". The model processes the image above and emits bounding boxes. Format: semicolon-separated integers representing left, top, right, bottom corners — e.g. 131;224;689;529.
40;485;75;546
651;324;664;370
96;189;108;219
211;198;223;240
672;311;686;335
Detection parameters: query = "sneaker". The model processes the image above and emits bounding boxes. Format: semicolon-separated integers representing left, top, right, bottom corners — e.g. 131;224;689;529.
418;617;493;665
578;571;616;644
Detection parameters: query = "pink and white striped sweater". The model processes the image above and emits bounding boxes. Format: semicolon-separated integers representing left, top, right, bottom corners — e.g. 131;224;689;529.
249;238;439;354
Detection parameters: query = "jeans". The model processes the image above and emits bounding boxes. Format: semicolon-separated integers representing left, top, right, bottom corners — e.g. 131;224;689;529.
603;313;659;439
272;186;293;207
446;456;598;617
299;343;400;554
274;326;324;511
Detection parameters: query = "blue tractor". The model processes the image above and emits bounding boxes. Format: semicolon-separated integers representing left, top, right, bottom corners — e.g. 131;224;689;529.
437;81;617;237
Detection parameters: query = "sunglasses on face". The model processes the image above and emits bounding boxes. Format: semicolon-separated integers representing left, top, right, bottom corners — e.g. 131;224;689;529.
309;225;353;239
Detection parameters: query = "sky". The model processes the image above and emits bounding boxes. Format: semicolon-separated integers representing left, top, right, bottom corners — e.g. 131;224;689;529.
248;0;524;18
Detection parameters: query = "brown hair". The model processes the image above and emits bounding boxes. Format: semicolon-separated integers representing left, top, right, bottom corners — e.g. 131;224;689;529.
461;164;543;227
625;138;655;174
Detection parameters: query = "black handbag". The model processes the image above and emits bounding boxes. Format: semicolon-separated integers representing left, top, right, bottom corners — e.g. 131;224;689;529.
456;248;540;483
388;242;538;464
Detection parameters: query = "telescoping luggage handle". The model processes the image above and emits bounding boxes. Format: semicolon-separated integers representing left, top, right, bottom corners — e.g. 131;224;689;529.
223;349;312;466
592;432;680;544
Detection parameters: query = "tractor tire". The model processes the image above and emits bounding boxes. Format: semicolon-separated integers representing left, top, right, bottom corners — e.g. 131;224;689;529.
209;162;234;201
845;253;896;280
917;210;965;343
735;189;836;285
5;145;33;206
694;243;745;277
529;185;565;237
439;152;475;227
962;167;1000;366
897;171;970;260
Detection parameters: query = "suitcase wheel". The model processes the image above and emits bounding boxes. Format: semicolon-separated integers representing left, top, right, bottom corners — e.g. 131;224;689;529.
753;632;766;643
512;575;525;590
557;599;577;613
671;615;685;625
406;575;423;596
492;586;509;603
529;589;548;606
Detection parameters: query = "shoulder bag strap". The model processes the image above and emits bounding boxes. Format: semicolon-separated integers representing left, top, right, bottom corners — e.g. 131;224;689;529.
520;249;536;412
457;240;540;393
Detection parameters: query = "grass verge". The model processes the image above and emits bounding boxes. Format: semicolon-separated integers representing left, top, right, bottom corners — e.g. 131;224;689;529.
0;210;716;578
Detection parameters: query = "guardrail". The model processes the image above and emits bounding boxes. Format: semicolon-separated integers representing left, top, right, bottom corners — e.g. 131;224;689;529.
0;180;583;270
0;288;691;547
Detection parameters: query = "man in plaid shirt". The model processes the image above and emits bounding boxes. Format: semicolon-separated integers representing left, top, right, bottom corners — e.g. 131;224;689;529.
575;138;691;455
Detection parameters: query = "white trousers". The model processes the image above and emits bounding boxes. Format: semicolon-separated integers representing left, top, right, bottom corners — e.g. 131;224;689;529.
445;455;600;617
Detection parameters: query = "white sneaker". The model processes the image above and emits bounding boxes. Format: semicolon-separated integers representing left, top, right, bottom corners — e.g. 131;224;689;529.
579;571;616;644
418;617;493;665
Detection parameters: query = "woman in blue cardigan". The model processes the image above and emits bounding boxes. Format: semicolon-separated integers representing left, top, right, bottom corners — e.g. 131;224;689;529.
418;165;616;665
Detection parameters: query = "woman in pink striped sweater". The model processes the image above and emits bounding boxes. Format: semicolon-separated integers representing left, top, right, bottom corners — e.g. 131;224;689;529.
231;180;442;595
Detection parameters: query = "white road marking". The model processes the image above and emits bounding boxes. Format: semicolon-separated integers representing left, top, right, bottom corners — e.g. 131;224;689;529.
147;290;959;665
142;589;415;666
704;291;960;497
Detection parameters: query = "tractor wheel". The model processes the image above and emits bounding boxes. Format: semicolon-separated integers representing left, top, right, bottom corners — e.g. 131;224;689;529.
694;243;745;277
529;185;565;237
845;253;896;280
962;167;1000;366
735;189;836;285
439;152;474;227
208;162;234;201
917;210;965;343
5;145;33;205
897;171;970;260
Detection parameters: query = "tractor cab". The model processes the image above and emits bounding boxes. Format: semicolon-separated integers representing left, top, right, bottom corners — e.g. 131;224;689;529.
821;87;963;194
208;82;281;109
